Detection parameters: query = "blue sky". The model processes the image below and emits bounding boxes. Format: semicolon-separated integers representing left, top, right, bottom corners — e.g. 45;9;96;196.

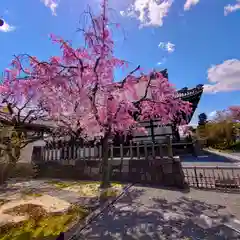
0;0;240;125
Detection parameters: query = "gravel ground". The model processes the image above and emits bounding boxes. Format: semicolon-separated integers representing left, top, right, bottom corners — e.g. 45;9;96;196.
78;186;240;239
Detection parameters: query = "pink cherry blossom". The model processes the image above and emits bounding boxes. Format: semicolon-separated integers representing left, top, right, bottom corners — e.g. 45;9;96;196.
2;0;192;187
229;106;240;122
2;0;192;141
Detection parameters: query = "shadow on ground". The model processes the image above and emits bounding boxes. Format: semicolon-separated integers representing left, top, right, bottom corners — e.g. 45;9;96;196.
78;187;240;240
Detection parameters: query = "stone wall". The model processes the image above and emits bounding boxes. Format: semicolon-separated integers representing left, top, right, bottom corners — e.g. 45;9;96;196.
34;156;188;189
0;162;37;184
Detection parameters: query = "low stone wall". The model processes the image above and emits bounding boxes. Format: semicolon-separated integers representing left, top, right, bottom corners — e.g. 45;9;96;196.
34;157;188;189
0;162;37;184
128;157;187;189
35;160;101;181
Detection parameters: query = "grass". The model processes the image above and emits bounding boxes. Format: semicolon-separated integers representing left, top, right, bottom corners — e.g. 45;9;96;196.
0;204;89;240
99;188;120;201
47;180;122;189
21;190;43;198
47;180;77;189
47;180;122;200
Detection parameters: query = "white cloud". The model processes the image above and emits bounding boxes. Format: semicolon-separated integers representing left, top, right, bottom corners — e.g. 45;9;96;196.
208;110;217;119
158;41;175;53
224;0;240;16
157;57;166;65
0;20;15;32
184;0;200;11
41;0;58;16
120;0;173;27
204;59;240;93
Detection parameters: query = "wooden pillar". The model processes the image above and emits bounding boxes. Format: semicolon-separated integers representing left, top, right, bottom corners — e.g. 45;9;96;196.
150;119;155;143
166;135;173;158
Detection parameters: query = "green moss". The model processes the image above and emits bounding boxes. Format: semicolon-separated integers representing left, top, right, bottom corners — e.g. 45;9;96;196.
47;180;77;189
0;204;88;240
21;191;43;198
99;188;119;201
48;180;122;189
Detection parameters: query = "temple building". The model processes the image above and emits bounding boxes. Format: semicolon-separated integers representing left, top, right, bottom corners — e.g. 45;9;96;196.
118;69;204;144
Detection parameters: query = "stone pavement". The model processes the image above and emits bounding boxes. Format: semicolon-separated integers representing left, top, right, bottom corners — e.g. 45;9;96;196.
204;148;240;162
77;186;240;239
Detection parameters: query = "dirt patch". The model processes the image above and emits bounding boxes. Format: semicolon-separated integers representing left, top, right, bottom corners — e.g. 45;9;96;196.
0;180;124;239
0;203;89;240
0;199;10;206
3;204;48;221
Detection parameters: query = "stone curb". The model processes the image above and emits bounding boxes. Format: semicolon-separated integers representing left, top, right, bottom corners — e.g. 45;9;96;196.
66;183;133;240
204;148;240;162
224;218;240;234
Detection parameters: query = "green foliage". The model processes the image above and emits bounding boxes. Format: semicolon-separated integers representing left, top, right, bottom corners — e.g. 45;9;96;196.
200;118;240;151
0;203;88;240
227;141;240;151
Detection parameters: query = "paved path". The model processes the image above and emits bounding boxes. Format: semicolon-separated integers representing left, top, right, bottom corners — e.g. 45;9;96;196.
181;152;239;164
204;149;240;162
78;186;240;239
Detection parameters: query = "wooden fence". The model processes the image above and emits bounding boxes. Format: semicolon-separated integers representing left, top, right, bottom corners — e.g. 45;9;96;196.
32;136;198;163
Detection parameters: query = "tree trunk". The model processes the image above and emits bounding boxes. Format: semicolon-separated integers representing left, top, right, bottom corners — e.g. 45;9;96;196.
100;134;111;189
0;146;20;185
0;162;16;185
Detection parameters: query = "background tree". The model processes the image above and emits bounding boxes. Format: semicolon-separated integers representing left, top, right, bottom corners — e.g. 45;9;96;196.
198;112;208;126
4;0;192;189
0;79;50;183
203;106;240;151
228;106;240;122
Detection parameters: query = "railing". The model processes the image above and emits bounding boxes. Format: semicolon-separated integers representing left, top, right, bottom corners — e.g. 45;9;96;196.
32;137;198;163
32;138;173;163
183;166;240;191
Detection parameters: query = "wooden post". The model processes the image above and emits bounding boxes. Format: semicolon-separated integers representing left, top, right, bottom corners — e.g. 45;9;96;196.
110;143;114;161
129;140;133;159
137;142;140;160
144;142;148;159
120;144;123;176
150;119;155;143
151;142;155;158
159;143;163;158
166;135;173;158
99;144;102;160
